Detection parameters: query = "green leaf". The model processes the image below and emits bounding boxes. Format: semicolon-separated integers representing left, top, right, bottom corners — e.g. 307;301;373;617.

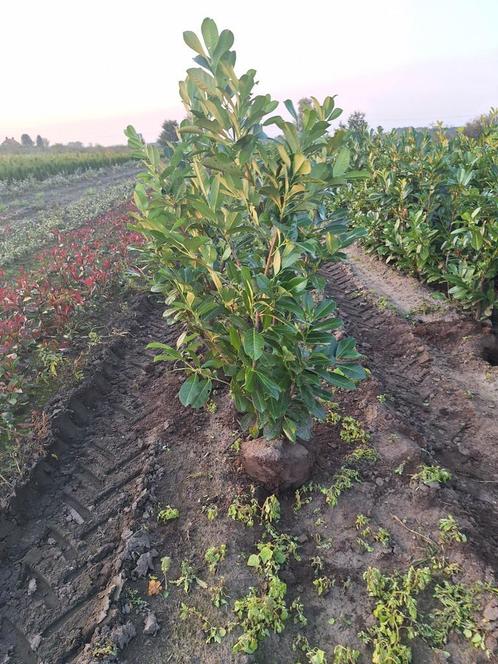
256;372;282;400
282;417;297;442
247;554;260;567
179;375;212;408
183;31;206;57
213;29;234;59
179;374;200;406
201;17;219;52
333;147;350;177
242;329;264;361
284;99;298;123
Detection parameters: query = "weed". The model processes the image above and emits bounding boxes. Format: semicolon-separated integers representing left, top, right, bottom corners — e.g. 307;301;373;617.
375;527;391;547
171;560;207;594
233;527;299;653
294;484;314;512
290;597;308;626
91;641;117;659
377;394;387;403
179;603;227;644
438;515;467;544
125;587;148;612
228;486;259;527
321;467;360;507
333;645;361;663
394;461;406;475
204;544;227;574
427;582;488;652
157;505;179;523
232;576;288;654
311;556;324;575
340;416;370;444
412;464;451;487
205;399;217;414
325;402;342;425
261;494;281;525
357;537;374;553
209;582;229;608
202;504;219;521
362;565;432;662
313;576;335;596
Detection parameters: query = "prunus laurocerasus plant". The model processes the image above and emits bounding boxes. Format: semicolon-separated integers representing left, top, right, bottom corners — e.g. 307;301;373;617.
126;18;366;442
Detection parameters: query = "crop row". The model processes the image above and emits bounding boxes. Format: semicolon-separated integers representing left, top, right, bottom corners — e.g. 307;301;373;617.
0;205;142;479
0;180;135;268
333;123;498;318
0;148;132;182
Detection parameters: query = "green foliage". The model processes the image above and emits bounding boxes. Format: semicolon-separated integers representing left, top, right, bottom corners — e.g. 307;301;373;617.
227;486;259;527
126;17;365;442
320;467;360;506
234;526;299;653
204;544;227;573
261;494;281;524
313;575;335;596
179;603;227;643
332;122;498;318
412;464;451;487
171;560;207;593
438;515;467;544
339;416;370;444
0;148;131;182
157;505;179;523
363;565;433;663
202;504;219;520
362;562;494;662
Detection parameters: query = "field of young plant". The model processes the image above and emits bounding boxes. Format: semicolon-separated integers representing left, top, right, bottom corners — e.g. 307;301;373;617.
0;18;497;664
0;163;141;481
333;121;498;318
0;148;131;182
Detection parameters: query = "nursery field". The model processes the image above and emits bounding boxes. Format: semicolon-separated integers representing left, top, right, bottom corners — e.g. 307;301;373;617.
1;18;498;664
0;148;132;183
0;162;141;481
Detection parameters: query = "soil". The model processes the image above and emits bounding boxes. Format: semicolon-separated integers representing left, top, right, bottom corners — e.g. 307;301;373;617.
1;246;498;664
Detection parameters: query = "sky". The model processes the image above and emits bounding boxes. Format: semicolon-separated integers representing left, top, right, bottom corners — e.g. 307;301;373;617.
1;0;497;145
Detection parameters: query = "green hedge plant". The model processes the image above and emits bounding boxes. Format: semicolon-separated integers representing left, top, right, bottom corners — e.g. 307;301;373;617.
125;18;365;442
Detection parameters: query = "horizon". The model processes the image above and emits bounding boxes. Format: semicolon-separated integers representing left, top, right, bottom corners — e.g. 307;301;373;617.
2;0;497;146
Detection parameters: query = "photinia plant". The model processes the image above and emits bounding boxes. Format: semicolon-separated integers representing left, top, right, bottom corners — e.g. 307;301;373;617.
125;17;366;442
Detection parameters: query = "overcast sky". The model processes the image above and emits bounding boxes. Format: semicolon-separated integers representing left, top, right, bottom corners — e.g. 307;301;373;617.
2;0;497;145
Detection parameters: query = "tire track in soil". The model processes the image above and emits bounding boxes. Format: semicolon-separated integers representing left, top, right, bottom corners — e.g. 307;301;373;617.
0;297;174;664
324;260;498;569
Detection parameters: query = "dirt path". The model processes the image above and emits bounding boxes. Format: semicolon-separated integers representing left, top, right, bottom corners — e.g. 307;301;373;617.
0;296;174;663
323;253;498;566
1;248;498;663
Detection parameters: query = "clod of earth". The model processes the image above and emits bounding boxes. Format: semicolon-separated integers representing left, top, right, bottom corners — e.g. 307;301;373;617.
240;437;314;490
143;611;160;636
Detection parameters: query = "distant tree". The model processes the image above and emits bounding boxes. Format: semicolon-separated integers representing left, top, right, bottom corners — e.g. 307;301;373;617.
158;119;179;148
463;108;497;139
67;141;84;149
21;133;34;148
297;97;312;131
346;111;368;133
0;137;21;152
35;134;49;148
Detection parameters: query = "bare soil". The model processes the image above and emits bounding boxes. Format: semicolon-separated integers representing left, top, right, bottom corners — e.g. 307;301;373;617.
1;247;498;664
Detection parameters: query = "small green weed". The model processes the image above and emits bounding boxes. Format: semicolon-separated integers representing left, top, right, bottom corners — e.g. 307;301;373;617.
412;464;451;487
204;544;227;574
157;505;179;523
